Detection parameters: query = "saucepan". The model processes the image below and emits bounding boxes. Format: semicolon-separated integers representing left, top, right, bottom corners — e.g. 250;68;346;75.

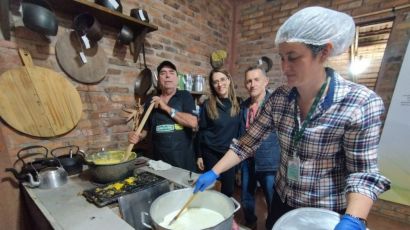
142;188;240;230
84;150;137;183
73;13;103;43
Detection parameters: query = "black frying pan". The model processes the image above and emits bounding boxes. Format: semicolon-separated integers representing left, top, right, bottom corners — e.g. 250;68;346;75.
134;43;152;96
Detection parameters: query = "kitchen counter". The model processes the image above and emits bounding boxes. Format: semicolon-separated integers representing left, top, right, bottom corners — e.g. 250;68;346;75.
23;157;199;230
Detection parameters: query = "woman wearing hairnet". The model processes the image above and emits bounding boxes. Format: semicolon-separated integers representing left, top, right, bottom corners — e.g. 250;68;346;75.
194;6;390;230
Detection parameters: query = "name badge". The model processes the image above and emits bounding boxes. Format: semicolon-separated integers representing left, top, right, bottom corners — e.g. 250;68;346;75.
287;156;300;182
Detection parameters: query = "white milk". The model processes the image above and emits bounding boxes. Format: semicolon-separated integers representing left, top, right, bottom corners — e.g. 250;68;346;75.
159;208;225;230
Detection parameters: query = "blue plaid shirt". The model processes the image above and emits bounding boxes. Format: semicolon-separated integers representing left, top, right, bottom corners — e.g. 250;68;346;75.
231;68;390;211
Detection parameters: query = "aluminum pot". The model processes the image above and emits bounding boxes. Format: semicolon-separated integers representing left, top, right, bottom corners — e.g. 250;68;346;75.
85;150;137;183
142;188;240;230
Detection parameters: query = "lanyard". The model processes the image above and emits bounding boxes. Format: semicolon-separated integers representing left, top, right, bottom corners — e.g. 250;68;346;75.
292;76;330;156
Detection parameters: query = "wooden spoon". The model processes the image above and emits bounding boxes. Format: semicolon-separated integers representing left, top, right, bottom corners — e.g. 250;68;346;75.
168;193;198;226
123;102;155;161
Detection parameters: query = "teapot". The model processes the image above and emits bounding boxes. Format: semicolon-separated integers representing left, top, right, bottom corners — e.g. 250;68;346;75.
5;145;58;183
26;166;68;189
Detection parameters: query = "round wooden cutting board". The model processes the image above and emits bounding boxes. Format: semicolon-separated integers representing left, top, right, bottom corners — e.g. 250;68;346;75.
0;49;83;137
55;31;108;84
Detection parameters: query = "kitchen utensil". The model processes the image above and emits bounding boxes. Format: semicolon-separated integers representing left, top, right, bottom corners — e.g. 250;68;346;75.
73;12;103;43
84;150;137;183
26;165;68;189
258;56;273;72
142;188;240;230
193;75;205;92
272;207;340;230
134;43;153;96
55;31;108;83
0;49;82;137
0;0;10;40
130;8;149;23
50;145;84;175
168;192;198;225
83;171;166;207
117;25;134;45
123;102;155;161
95;0;122;13
5;145;58;183
119;178;171;228
22;0;58;36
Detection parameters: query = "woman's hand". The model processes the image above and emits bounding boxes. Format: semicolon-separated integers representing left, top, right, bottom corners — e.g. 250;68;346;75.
197;157;204;171
193;170;219;193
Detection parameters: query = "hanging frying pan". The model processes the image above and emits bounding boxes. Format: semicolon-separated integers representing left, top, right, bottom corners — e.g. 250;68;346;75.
134;43;152;96
0;49;82;137
55;31;108;84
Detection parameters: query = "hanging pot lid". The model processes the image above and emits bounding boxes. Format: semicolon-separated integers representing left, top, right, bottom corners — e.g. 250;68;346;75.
55;31;108;84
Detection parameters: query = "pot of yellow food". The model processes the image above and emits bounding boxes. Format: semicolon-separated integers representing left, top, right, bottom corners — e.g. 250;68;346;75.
84;150;137;183
142;188;240;230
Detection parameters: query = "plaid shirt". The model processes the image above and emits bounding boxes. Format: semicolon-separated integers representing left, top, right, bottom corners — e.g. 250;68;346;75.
231;68;390;211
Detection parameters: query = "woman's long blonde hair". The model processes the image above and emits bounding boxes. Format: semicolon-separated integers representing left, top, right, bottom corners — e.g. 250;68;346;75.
206;69;240;120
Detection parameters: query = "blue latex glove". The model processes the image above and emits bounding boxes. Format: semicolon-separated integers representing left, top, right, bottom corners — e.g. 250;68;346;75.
193;170;219;193
334;214;366;230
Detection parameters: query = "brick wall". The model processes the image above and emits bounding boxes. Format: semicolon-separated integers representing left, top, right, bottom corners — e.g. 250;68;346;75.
0;0;233;228
234;0;410;224
1;0;410;227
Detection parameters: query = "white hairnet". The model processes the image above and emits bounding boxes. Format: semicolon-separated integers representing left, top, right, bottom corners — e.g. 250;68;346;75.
275;6;355;56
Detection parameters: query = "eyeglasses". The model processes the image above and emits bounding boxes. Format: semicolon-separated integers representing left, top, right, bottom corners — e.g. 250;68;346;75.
212;77;228;86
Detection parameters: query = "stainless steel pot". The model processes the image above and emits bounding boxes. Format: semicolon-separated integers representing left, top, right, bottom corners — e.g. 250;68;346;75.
84;150;137;183
142;188;240;230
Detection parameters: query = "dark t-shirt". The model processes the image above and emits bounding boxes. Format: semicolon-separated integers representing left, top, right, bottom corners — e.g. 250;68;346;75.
197;98;241;157
144;90;197;171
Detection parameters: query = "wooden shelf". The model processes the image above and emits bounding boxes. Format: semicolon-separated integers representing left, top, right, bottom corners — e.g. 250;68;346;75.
48;0;158;62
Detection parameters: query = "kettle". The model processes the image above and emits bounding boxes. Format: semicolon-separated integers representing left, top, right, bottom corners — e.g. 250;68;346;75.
26;166;68;189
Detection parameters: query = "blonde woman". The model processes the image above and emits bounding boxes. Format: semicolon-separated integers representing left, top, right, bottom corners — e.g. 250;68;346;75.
195;69;241;197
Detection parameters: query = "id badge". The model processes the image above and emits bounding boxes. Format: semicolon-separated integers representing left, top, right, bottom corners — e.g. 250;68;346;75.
287;156;300;182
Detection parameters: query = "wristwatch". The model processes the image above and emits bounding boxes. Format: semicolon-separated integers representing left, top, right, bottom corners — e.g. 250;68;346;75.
170;108;178;118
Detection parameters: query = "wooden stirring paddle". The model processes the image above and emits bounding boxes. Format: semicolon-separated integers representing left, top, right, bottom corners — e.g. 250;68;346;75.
169;193;198;226
123;102;155;161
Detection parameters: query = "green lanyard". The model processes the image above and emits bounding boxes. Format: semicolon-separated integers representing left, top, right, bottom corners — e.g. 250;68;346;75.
292;76;330;156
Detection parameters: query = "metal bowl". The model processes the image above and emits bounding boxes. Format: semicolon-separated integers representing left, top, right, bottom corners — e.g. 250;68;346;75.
22;2;58;36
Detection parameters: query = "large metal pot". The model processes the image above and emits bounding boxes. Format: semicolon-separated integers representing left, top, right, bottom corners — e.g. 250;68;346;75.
272;208;340;230
142;188;240;230
84;150;137;183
